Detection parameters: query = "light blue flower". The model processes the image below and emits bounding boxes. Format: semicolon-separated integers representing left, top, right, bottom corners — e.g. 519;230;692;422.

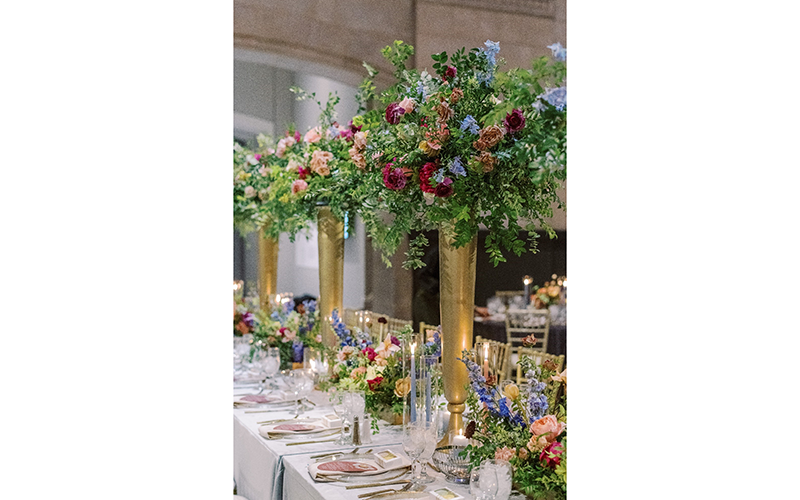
539;87;567;111
477;71;494;86
416;81;427;101
434;168;446;183
449;156;466;177
547;42;566;62
532;100;547;113
459;115;480;135
481;40;500;67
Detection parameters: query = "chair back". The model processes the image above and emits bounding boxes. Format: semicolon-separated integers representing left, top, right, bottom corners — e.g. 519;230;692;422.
514;348;565;384
419;322;439;338
505;308;551;351
343;308;358;329
473;336;513;382
386;316;413;334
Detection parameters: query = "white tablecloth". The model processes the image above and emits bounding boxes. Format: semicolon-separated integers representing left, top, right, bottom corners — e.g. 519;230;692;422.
233;386;405;500
282;444;474;500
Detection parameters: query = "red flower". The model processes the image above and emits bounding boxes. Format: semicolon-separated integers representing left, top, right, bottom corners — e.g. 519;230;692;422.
539;441;564;468
362;347;377;362
298;166;310;180
434;178;453;198
444;65;457;80
383;164;408;190
419;162;438;193
367;376;384;391
385;103;405;124
503;109;526;135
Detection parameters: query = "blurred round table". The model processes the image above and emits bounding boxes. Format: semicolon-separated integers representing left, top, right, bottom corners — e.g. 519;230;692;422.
473;316;567;364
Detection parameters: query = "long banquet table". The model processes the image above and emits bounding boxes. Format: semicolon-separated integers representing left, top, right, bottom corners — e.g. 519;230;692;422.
233;384;517;500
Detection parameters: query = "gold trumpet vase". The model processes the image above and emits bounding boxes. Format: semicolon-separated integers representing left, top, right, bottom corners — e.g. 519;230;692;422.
317;205;344;348
438;228;477;442
257;226;280;311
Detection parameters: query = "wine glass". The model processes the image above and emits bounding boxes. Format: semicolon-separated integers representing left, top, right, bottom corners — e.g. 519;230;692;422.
403;421;434;484
343;390;366;444
282;368;312;416
263;347;280;391
329;390;349;445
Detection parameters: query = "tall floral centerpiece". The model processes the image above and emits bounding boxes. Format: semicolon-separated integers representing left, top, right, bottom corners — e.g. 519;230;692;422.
460;351;567;500
233;135;309;309
354;40;567;438
273;89;372;348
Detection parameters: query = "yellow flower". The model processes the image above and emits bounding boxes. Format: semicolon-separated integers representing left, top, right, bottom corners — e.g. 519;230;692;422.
419;141;440;157
394;377;411;397
503;383;520;400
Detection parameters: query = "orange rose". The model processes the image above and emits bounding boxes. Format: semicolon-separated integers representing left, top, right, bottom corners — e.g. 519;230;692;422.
310;150;333;176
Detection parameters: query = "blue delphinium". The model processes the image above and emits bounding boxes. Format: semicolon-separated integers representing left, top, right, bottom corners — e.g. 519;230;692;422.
459;115;480;135
423;328;441;358
547;42;566;62
331;309;351;346
283;300;294;315
448;156;466;177
292;340;304;362
481;39;500;68
539;87;567;111
434;168;446;183
526;366;550;420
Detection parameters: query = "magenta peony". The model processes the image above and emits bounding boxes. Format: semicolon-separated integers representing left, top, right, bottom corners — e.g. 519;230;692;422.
385;102;405;124
503;108;526;135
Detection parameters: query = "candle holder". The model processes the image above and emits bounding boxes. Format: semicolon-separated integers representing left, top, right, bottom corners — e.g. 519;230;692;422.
475;341;503;385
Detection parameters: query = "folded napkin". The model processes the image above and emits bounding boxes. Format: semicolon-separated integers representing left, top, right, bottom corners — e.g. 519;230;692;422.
308;455;411;480
258;419;337;438
233;391;291;405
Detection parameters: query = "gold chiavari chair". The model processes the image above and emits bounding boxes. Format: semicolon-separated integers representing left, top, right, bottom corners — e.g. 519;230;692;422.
514;348;565;384
505;308;551;351
474;336;513;382
419;322;439;340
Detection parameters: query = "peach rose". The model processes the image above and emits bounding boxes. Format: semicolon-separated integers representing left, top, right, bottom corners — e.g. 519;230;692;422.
276;138;288;158
450;88;463;104
398;97;416;114
473;125;505;151
349;147;366;169
353;130;369;151
304;127;321;143
244;186;256;198
351;366;367;379
518;447;529;460
529;415;566;445
291;179;308;195
495;447;515;463
258;166;269;177
310;150;333;176
474;151;498;173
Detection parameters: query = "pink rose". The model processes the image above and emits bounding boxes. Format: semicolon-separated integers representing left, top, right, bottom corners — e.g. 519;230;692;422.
244;186;256;198
284;136;296;148
258;166;268;177
291;179;308;195
276;138;288;158
529;415;566;445
316;334;322;343
398;97;416;114
349;148;366;169
304;127;321;144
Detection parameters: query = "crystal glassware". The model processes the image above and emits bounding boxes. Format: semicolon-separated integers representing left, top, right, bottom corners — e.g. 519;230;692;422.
404;421;436;484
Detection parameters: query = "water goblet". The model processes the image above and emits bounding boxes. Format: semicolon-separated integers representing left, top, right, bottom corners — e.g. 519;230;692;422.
403;421;435;484
282;368;312;416
329;390;349;445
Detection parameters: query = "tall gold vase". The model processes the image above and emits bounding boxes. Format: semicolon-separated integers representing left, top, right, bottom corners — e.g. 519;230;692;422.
257;226;280;311
317;206;344;348
439;228;477;441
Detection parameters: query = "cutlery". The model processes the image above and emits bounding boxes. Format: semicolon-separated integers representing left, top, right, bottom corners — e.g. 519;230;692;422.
358;482;416;499
311;447;359;459
426;461;442;473
366;483;426;499
268;430;339;441
256;416;300;425
285;438;337;446
346;479;410;490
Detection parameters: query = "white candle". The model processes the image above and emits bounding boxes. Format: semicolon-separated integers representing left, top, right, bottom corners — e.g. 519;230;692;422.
452;430;468;447
483;343;490;379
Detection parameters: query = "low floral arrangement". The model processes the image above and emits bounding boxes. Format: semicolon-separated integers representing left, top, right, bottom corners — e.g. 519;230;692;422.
353;40;567;268
532;276;566;309
251;299;326;369
233;295;259;336
460;351;567;499
322;312;443;429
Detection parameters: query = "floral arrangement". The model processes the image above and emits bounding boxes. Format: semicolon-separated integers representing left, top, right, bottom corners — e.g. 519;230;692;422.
233;294;259;336
460;351;567;499
532;275;566;309
353;40;567;268
251;299;326;369
323;313;443;429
